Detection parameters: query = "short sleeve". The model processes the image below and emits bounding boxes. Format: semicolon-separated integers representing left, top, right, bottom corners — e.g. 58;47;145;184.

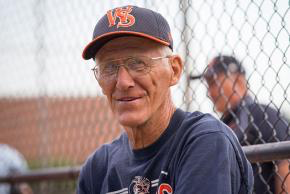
77;144;111;194
77;158;92;194
174;132;250;194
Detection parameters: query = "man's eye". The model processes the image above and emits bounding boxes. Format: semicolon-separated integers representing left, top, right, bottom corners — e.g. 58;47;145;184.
126;58;140;65
126;58;146;71
101;63;118;74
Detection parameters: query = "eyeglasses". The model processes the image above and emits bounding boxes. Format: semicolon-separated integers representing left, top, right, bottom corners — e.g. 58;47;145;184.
92;56;171;80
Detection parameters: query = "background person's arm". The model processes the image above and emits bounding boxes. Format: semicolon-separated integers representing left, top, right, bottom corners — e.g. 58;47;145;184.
276;160;290;194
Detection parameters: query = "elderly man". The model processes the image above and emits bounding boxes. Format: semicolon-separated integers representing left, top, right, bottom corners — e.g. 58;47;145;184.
77;6;253;194
199;55;290;194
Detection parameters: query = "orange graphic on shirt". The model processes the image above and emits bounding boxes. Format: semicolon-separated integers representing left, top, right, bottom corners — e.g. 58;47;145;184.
158;183;173;194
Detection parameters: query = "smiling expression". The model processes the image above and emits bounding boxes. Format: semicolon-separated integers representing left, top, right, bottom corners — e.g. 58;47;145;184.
95;36;175;127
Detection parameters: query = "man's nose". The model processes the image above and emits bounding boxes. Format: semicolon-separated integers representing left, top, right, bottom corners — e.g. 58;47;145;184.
115;66;135;90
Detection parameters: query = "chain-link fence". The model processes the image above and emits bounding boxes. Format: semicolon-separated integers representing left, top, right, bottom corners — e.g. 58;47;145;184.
0;0;289;193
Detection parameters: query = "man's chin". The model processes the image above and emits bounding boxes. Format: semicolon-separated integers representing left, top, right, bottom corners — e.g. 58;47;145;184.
117;113;146;128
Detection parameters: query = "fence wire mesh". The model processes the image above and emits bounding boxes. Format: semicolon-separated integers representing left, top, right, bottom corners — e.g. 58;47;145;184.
0;0;289;194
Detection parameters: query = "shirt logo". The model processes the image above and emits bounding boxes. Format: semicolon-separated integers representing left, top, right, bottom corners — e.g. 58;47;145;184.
107;6;136;28
158;183;173;194
129;176;151;194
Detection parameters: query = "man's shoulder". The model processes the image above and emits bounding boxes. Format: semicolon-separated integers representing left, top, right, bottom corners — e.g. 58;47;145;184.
173;111;253;193
77;133;128;193
173;111;241;153
80;133;126;173
182;111;235;138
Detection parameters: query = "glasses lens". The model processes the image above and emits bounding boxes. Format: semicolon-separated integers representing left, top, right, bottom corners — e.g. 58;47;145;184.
99;61;119;79
125;57;149;74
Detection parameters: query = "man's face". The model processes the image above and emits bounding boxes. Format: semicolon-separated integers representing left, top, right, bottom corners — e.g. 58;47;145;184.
95;36;174;127
206;72;240;113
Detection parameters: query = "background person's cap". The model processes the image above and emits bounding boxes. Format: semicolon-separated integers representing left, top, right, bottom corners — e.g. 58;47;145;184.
82;5;173;60
189;55;246;80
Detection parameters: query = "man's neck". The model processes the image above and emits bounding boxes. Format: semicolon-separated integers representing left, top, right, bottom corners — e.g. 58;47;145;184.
125;100;176;150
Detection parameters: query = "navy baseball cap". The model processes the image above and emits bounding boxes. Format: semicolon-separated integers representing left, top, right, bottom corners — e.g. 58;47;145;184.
190;55;246;80
82;5;173;60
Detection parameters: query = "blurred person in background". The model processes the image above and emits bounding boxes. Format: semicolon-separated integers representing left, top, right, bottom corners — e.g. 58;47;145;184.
0;144;33;194
77;5;253;194
196;55;290;194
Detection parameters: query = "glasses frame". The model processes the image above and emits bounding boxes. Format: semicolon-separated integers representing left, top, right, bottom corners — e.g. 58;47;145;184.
91;55;171;80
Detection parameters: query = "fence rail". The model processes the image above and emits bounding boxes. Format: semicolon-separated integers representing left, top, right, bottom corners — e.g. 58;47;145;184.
1;141;290;184
0;166;80;183
243;141;290;163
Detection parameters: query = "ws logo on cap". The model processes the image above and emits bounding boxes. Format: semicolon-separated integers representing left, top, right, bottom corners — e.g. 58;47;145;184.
107;5;135;28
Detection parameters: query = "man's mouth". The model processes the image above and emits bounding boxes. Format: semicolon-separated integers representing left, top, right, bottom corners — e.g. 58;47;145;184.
117;97;141;102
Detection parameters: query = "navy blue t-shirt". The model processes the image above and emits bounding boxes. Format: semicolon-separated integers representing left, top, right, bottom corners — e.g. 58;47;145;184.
77;109;253;194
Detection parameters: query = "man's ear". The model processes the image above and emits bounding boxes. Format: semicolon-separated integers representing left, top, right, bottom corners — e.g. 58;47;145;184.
169;55;183;86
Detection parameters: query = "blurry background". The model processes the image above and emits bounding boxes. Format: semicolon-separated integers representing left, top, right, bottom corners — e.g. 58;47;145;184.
0;0;289;193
